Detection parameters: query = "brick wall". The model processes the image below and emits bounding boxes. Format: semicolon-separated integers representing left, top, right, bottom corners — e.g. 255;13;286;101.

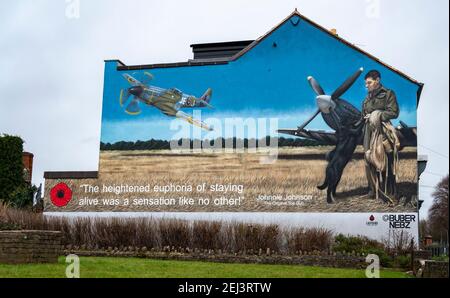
0;230;62;264
421;261;449;278
414;250;432;260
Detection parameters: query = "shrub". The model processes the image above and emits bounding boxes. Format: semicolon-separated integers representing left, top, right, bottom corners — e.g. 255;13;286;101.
8;185;35;209
130;218;159;248
432;255;449;262
232;223;281;253
0;201;44;230
333;234;385;253
333;234;396;267
382;230;415;255
0;217;22;230
365;247;395;268
159;219;191;248
0;202;334;254
192;221;223;250
395;255;412;269
285;227;333;253
0;135;27;206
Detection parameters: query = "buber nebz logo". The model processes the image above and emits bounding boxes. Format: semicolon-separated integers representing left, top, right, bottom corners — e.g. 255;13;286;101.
382;214;416;229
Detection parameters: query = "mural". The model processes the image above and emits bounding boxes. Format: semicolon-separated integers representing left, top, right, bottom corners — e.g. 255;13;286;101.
44;12;421;213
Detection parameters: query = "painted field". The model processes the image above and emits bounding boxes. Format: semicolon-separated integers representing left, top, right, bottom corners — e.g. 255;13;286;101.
44;146;417;213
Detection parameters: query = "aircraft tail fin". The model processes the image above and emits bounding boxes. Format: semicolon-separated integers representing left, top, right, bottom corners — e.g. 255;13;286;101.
197;88;213;108
200;88;212;104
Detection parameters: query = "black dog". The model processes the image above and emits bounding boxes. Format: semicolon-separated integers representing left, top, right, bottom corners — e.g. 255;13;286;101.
318;122;363;203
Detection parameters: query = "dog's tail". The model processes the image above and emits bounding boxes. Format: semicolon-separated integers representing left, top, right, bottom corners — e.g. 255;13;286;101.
317;179;328;190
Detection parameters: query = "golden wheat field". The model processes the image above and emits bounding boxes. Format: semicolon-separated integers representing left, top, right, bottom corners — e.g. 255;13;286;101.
45;146;418;212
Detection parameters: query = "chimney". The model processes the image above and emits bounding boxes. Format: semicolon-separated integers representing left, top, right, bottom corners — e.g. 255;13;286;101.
190;40;254;60
330;28;338;36
424;235;433;247
22;152;34;184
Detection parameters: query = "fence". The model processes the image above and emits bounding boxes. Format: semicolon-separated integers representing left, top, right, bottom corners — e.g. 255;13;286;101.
426;244;449;257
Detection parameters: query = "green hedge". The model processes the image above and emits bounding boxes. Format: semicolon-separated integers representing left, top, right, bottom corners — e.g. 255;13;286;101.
0;134;32;207
332;234;413;269
333;234;393;267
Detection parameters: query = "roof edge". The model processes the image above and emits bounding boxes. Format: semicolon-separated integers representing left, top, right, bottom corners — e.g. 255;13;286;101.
231;10;424;88
190;40;255;48
117;60;229;71
44;171;99;179
231;10;301;61
104;59;126;67
417;82;425;106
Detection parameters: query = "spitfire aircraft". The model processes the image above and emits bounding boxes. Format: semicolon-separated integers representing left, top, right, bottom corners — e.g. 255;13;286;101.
277;68;417;148
120;72;214;131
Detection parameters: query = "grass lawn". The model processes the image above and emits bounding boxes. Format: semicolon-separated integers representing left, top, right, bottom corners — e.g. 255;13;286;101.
0;257;411;278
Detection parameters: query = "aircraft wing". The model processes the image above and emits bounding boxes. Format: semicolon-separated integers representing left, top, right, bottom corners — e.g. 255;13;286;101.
175;111;213;131
123;74;142;86
276;129;301;137
278;124;417;148
277;129;338;145
395;122;417;148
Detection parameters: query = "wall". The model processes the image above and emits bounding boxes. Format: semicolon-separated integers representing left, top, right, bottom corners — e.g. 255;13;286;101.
0;230;62;264
420;261;449;278
64;246;368;269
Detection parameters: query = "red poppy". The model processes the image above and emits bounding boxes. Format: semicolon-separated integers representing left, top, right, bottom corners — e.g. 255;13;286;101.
50;183;73;207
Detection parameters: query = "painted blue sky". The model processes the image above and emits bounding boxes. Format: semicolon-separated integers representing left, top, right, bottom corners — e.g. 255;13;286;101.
101;13;419;143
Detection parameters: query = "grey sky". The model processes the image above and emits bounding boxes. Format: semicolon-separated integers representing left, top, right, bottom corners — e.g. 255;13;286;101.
0;0;448;218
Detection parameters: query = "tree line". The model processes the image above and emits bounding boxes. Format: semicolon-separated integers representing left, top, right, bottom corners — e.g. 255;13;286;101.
100;137;326;151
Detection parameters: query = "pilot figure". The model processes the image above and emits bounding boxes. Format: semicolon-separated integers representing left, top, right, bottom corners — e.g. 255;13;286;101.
362;70;400;203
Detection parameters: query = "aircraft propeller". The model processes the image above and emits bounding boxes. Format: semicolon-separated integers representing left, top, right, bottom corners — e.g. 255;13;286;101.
119;73;154;115
296;67;364;131
332;68;364;100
